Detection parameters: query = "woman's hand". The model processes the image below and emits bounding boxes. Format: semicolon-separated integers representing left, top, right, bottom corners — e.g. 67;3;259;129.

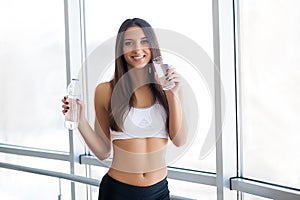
61;96;85;122
153;65;182;95
61;96;69;115
76;99;86;122
164;66;182;96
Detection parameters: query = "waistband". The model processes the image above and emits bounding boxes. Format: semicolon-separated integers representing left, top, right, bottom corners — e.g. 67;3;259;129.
101;173;169;197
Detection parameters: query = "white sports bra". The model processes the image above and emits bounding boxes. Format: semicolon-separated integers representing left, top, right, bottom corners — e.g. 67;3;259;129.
110;101;169;141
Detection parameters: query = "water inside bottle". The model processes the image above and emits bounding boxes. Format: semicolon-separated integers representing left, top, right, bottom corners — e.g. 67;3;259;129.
153;62;175;90
64;96;80;130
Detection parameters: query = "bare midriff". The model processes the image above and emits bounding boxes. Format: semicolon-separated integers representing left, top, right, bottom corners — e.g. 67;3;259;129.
108;137;168;186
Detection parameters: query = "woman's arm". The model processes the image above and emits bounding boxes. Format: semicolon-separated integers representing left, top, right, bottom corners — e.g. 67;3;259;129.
77;116;111;160
165;67;187;147
78;82;112;160
62;82;112;160
165;90;187;147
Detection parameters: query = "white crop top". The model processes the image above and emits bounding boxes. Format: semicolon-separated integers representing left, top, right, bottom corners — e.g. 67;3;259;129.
110;101;169;141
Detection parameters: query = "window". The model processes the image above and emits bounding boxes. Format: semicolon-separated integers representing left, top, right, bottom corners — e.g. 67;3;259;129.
239;0;300;189
0;0;68;151
84;0;215;174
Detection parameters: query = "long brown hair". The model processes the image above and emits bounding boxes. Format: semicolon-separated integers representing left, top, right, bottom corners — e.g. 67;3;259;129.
109;18;169;132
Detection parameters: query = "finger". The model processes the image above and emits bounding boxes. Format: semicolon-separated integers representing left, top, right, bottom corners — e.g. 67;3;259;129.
167;65;175;72
167;65;174;69
62;96;69;103
166;72;180;81
166;65;176;72
62;105;69;109
61;99;69;106
166;69;177;78
76;99;83;106
166;68;175;75
62;106;69;114
170;77;181;83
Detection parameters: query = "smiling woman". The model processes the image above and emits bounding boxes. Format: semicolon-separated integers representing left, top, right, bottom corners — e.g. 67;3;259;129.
84;1;216;199
62;18;187;200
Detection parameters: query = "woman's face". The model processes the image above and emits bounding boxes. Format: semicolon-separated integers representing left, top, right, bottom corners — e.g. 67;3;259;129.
122;26;152;70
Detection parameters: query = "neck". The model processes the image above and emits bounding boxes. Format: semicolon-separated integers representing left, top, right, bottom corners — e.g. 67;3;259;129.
133;85;155;107
134;84;152;96
128;67;150;90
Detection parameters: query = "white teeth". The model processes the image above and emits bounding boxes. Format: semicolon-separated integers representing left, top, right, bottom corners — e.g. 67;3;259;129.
133;55;144;60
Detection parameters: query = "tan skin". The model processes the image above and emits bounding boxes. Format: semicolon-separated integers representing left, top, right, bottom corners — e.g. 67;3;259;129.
62;26;186;186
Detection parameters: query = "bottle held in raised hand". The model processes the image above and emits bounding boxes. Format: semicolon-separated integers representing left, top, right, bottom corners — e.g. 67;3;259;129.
152;56;175;90
64;78;81;130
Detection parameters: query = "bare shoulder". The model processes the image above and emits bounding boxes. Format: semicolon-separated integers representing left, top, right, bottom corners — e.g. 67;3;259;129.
94;82;112;111
95;82;112;94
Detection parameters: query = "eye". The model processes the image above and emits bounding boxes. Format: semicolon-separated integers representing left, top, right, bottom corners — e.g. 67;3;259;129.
124;41;134;46
140;39;149;45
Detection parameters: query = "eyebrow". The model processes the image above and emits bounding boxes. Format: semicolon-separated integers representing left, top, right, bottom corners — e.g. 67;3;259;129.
124;37;148;41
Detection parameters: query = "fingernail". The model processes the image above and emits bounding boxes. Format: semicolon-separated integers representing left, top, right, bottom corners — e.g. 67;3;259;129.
66;106;69;109
66;102;69;105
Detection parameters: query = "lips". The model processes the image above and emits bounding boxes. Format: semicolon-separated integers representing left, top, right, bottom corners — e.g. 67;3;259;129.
131;55;146;61
125;53;150;69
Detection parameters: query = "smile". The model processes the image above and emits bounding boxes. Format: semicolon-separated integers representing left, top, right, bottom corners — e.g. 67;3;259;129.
132;55;146;61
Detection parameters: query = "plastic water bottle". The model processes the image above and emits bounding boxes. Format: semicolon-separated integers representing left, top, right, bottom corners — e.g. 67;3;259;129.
65;78;81;130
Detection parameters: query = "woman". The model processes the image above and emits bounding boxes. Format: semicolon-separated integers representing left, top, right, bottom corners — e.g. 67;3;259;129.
62;18;186;200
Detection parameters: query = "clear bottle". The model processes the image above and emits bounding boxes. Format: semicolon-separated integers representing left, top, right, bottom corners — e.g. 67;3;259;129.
152;56;175;90
65;78;81;130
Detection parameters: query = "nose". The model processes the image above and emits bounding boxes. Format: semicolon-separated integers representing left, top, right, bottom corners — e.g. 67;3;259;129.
134;42;142;51
132;43;143;53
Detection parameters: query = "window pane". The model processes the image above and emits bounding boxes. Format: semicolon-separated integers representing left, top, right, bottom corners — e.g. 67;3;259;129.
0;152;70;173
240;0;300;188
168;179;216;199
0;168;66;200
243;193;271;200
0;0;69;151
1;152;94;199
85;0;215;172
0;153;71;200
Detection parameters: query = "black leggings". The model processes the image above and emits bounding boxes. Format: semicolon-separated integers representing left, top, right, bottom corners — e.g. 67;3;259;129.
98;173;170;200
